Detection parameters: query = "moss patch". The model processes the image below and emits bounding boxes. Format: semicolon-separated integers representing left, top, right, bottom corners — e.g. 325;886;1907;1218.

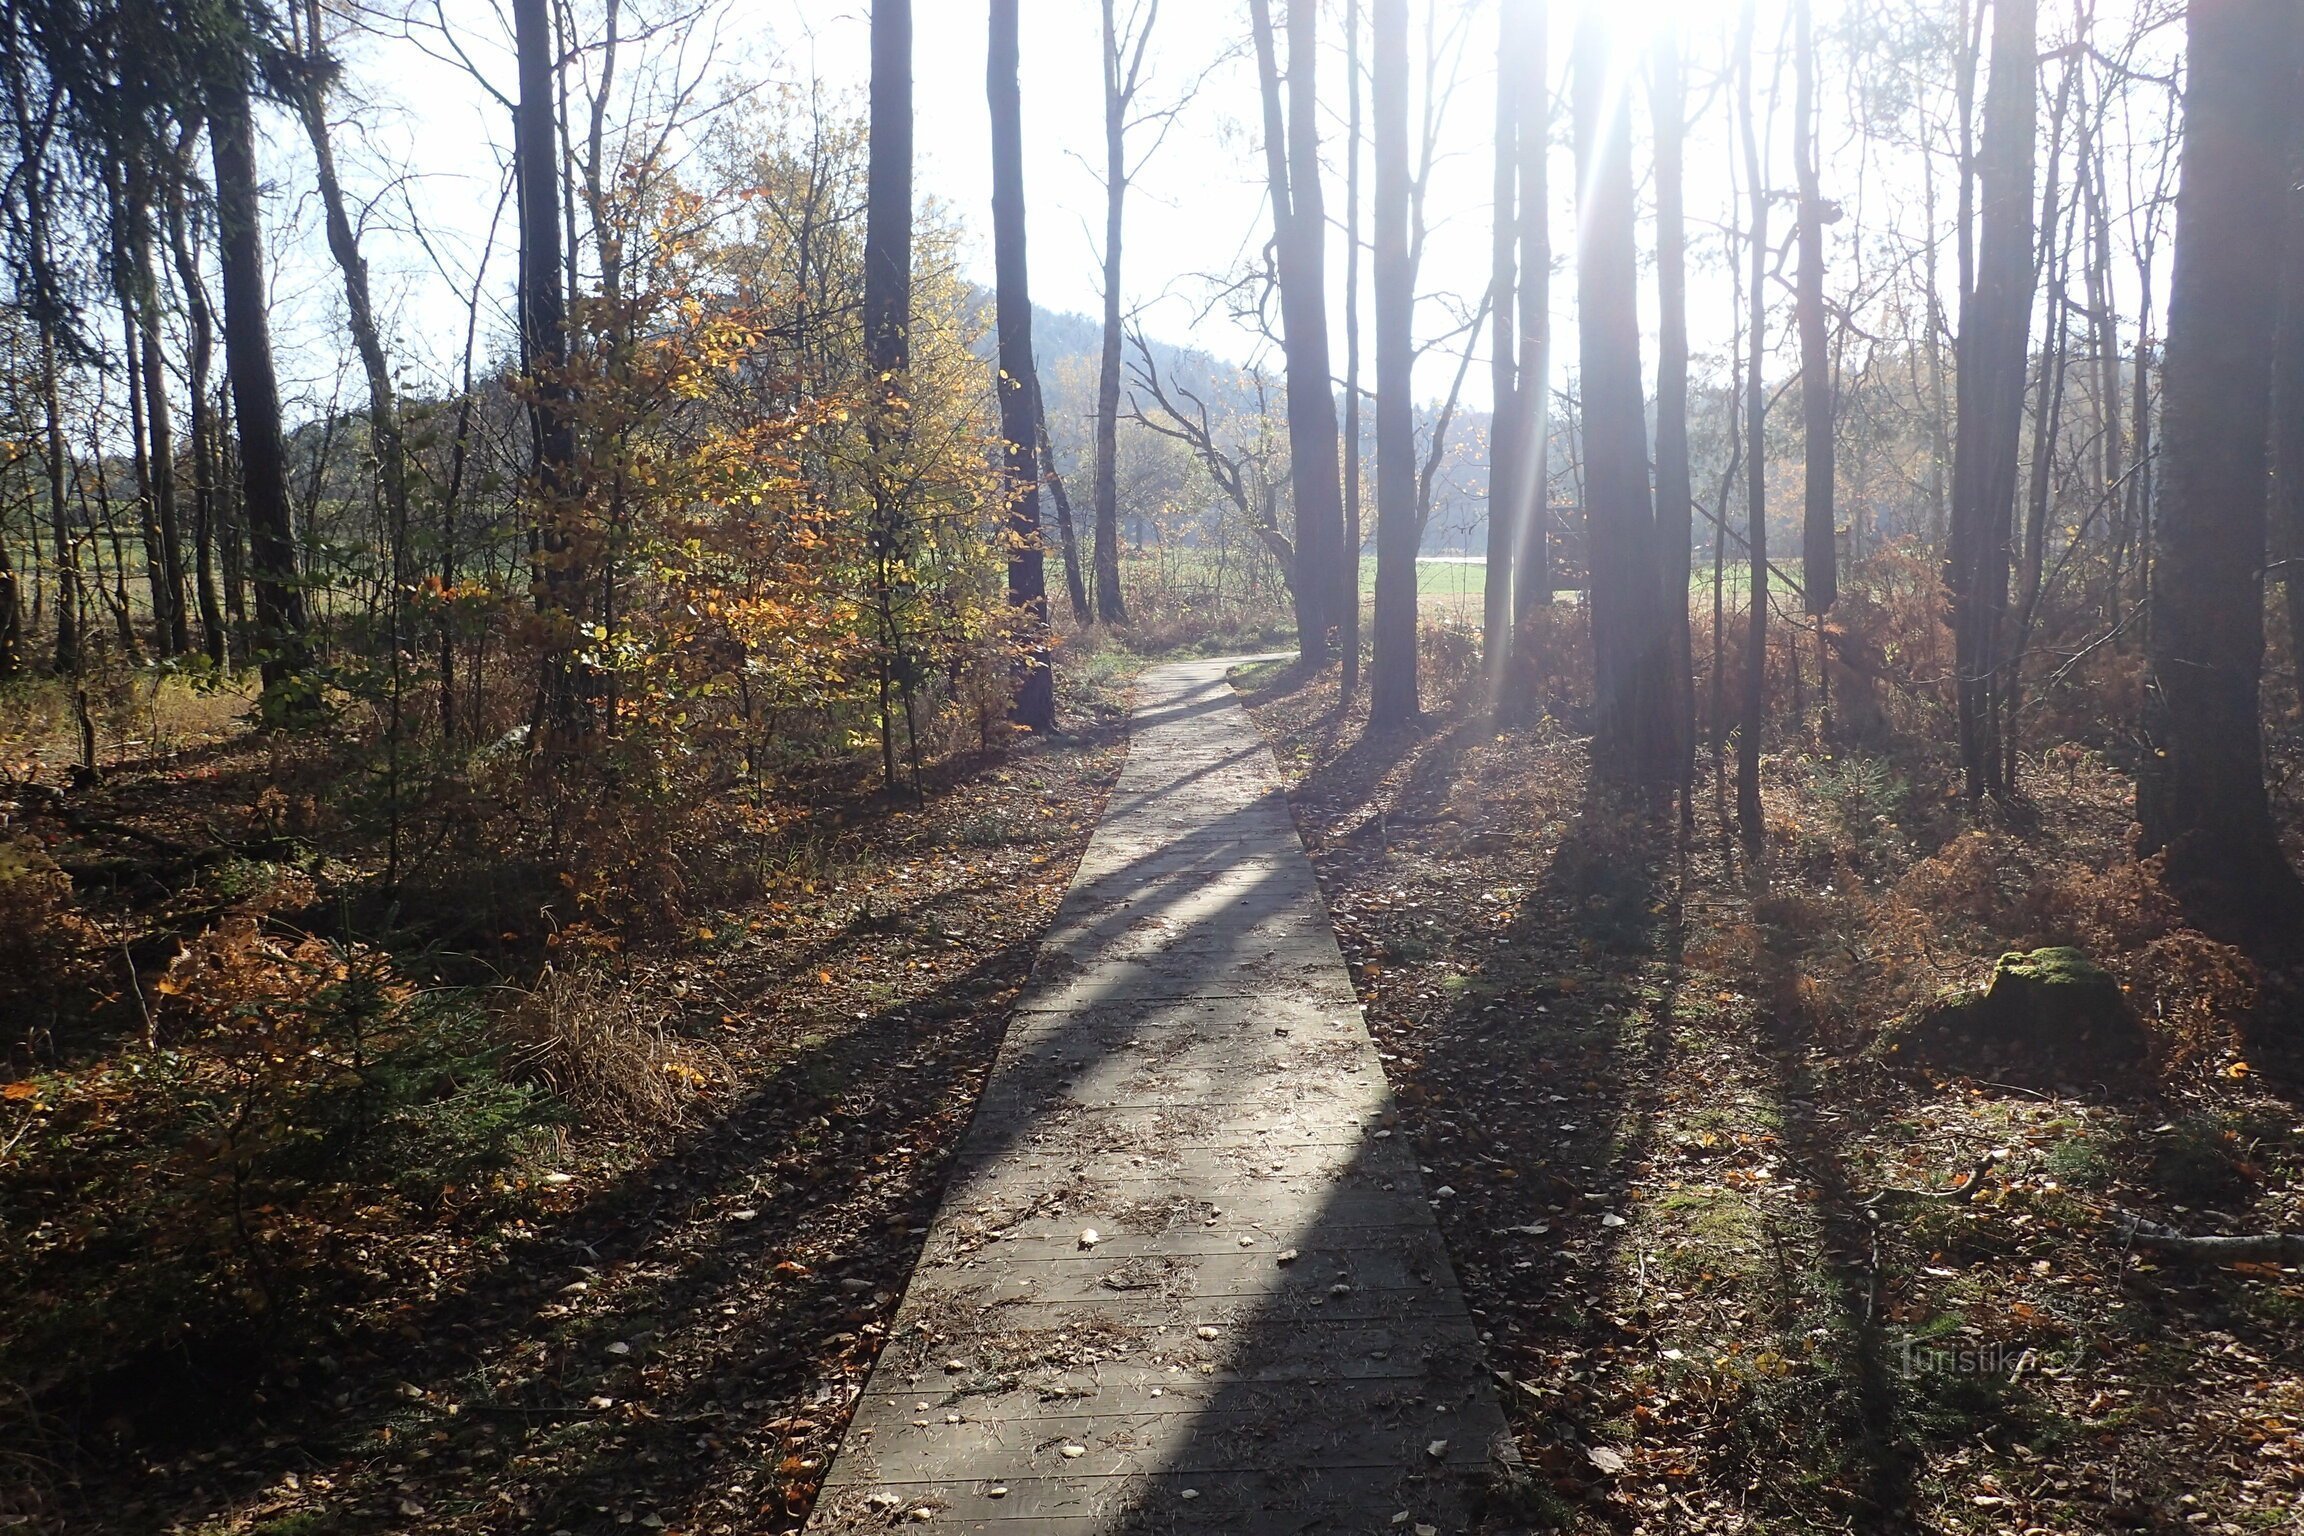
1884;947;2143;1083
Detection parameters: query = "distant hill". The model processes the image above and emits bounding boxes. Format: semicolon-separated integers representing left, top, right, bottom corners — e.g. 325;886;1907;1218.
971;296;1499;557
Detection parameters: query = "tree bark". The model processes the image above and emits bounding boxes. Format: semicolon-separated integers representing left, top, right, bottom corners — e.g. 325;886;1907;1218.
1248;0;1344;664
1037;376;1091;624
1513;3;1552;623
2138;0;2304;918
514;0;585;740
1736;0;1768;849
865;0;916;787
1948;0;2035;799
1653;24;1694;793
1484;0;1520;690
1341;0;1365;695
129;177;190;656
2278;76;2304;695
1367;0;1417;728
295;4;411;646
1575;11;1673;788
163;145;227;668
989;0;1052;731
1793;0;1836;618
209;64;308;703
1090;0;1141;624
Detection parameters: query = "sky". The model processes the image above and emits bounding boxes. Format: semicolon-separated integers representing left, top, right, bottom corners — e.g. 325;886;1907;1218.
290;0;1531;415
271;0;2181;428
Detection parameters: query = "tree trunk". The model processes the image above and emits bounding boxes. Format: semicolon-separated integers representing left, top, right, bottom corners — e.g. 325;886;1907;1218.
865;0;916;787
296;8;411;648
129;179;190;657
1341;0;1365;695
2278;73;2304;694
109;166;172;660
1575;11;1673;789
989;0;1052;731
163;149;227;668
1484;0;1520;691
1248;0;1344;664
1514;2;1553;622
1736;0;1768;849
1794;0;1836;619
1653;24;1694;793
210;64;308;703
0;508;18;678
515;0;585;741
1367;0;1418;728
1091;0;1132;624
1037;377;1091;624
2138;0;2304;917
1948;0;2035;799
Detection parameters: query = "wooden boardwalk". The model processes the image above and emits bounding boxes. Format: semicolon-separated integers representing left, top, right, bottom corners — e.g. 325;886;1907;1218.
807;658;1509;1534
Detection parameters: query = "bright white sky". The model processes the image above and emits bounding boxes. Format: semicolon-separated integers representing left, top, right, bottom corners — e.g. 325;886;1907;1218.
270;0;2178;424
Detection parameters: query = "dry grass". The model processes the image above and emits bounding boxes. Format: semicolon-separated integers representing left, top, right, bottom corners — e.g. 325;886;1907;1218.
508;965;726;1132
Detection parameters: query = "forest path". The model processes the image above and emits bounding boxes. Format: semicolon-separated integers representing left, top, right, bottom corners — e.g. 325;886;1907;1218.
806;658;1510;1534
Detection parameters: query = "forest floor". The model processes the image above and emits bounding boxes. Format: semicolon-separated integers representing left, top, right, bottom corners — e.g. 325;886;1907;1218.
1232;654;2304;1535
1;653;1135;1536
10;633;2304;1536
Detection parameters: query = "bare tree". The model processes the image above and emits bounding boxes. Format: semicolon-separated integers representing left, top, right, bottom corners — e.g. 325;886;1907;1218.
1794;0;1836;620
2139;0;2303;918
514;0;584;739
989;0;1052;731
1483;0;1522;689
1088;0;1180;625
1736;0;1768;849
1575;9;1673;788
1248;0;1344;663
1653;21;1693;792
1948;0;2036;798
1367;0;1416;726
209;52;307;703
865;0;917;787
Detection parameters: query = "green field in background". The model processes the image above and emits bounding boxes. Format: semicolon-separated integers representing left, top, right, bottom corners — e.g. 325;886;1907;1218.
1356;556;1761;602
1357;556;1488;600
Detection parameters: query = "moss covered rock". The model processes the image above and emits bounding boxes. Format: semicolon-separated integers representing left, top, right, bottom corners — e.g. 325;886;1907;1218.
1885;946;2143;1080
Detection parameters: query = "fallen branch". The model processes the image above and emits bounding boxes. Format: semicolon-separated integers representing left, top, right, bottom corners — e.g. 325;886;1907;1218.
2114;1210;2304;1264
1858;1152;1998;1210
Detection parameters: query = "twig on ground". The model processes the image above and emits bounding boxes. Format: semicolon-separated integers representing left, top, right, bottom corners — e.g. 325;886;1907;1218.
2113;1210;2304;1263
1858;1151;1999;1210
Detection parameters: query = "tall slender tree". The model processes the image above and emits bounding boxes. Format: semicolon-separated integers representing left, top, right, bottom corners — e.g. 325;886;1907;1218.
1512;1;1552;624
514;0;584;739
1483;0;1521;691
208;51;306;703
1948;0;2036;798
1341;0;1364;695
1793;0;1836;620
2139;0;2304;917
1090;0;1163;625
294;0;410;649
1366;0;1416;727
1652;23;1694;792
989;0;1052;731
1248;0;1344;664
1736;0;1768;848
865;0;917;788
1574;11;1673;788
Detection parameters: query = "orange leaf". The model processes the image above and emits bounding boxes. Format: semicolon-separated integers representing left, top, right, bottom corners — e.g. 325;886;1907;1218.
1;1082;35;1101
